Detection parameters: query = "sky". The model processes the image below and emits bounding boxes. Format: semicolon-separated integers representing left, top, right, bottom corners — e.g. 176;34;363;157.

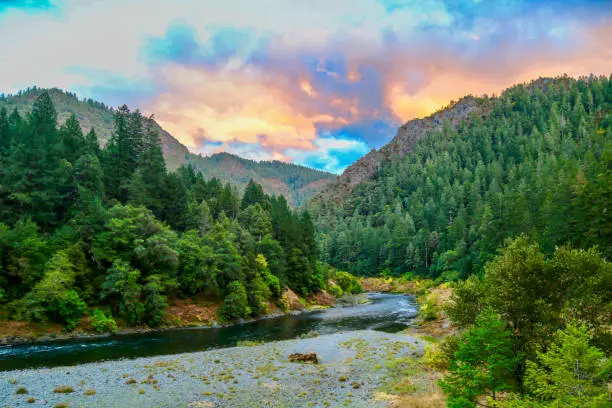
1;1;611;173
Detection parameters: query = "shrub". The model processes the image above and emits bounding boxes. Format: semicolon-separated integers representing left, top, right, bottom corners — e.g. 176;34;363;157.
297;330;319;339
327;284;343;298
334;271;354;292
422;344;448;371
418;293;439;321
236;340;264;347
90;309;118;333
218;281;251;321
248;274;272;316
15;386;28;394
333;271;363;295
53;385;74;393
262;270;281;297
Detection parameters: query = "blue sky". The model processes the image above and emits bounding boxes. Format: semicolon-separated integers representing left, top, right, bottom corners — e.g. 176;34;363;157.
0;0;611;173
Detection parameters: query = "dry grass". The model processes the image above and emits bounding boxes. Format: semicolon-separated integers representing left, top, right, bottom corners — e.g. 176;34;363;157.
392;391;446;408
53;385;74;393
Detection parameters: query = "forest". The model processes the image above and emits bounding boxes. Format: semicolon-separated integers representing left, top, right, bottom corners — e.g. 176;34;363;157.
310;76;612;407
313;76;612;280
0;93;338;330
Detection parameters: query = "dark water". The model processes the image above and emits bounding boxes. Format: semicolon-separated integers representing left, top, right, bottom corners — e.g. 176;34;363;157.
0;293;416;371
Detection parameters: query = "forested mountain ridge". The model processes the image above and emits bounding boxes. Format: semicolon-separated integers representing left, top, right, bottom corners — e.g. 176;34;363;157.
312;95;487;205
0;91;349;331
0;88;190;170
187;152;335;206
311;75;612;278
0;88;335;205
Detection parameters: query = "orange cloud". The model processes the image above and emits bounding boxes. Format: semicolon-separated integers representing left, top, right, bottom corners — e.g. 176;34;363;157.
150;66;345;156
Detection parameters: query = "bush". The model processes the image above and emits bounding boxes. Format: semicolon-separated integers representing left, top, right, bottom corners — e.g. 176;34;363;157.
418;293;439;321
90;309;118;333
218;281;251;321
262;270;281;297
248;274;272;316
333;271;362;295
53;290;87;330
422;344;448;371
327;284;343;298
334;271;354;292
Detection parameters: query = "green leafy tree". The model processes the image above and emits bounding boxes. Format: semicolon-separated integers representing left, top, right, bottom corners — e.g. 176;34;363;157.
16;250;87;330
90;308;118;333
100;260;144;324
523;323;610;407
219;281;251;321
440;309;520;408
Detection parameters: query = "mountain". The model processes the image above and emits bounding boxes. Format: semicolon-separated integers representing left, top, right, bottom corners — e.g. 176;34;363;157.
0;88;335;205
0;87;191;169
312;96;487;205
187;152;335;206
311;75;612;278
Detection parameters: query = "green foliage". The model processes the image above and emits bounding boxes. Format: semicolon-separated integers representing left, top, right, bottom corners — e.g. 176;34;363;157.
418;293;439;322
332;270;363;295
523;323;610;407
248;274;272;316
100;260;144;325
14;250;87;330
447;236;611;354
90;309;118;333
219;281;251;321
327;284;343;298
439;309;520;407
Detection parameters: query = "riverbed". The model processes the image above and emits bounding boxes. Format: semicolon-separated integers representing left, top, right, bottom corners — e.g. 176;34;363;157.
0;294;421;407
0;330;425;408
0;293;417;372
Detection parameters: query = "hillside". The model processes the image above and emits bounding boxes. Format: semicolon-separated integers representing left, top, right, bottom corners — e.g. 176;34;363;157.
312;96;488;205
0;88;334;205
311;75;612;277
188;152;335;206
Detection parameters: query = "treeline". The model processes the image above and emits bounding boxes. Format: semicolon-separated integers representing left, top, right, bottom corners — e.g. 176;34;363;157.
313;75;612;279
0;86;112;112
0;93;325;330
438;236;610;407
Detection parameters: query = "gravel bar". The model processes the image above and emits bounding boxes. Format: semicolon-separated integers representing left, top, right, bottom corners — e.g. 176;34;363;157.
0;330;424;408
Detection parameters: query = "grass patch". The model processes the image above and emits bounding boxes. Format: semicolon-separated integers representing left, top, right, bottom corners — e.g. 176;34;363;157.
297;330;319;339
236;340;264;347
84;389;96;396
26;397;36;403
53;385;74;393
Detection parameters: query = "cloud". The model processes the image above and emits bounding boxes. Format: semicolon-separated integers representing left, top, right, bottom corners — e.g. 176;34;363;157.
0;0;611;173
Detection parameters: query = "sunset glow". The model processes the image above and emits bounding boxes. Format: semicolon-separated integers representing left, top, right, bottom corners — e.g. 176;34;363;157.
1;0;611;173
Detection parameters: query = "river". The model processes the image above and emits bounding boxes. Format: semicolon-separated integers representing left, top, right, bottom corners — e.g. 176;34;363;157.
0;293;417;371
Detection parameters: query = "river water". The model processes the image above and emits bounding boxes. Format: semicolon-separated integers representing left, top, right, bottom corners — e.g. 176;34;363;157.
0;293;417;371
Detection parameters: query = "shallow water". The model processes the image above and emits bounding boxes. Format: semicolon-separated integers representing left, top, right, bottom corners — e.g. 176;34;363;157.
0;292;416;371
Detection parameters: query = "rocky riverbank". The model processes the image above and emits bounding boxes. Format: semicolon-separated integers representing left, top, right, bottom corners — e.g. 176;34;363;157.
1;330;426;408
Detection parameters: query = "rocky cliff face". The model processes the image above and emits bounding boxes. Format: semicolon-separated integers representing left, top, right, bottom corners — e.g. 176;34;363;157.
313;96;484;204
